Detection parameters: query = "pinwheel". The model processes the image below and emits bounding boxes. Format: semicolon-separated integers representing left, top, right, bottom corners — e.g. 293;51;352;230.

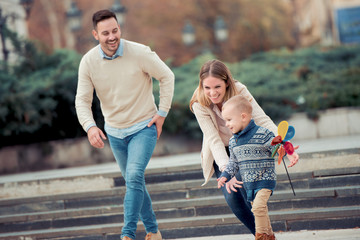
271;121;297;196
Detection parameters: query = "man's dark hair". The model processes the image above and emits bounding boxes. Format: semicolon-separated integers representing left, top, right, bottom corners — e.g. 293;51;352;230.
92;10;118;29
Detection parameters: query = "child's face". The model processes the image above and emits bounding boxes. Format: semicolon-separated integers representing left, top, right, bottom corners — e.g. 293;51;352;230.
222;105;250;134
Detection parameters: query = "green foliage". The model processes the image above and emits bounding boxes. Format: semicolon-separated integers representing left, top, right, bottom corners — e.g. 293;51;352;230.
0;35;83;146
159;45;360;138
1;31;359;147
232;45;360;119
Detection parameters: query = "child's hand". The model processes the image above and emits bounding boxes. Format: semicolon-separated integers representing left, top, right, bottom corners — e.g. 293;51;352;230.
287;145;299;167
225;176;243;194
217;177;227;189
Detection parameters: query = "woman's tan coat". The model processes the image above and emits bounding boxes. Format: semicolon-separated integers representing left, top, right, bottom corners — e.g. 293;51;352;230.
192;81;278;185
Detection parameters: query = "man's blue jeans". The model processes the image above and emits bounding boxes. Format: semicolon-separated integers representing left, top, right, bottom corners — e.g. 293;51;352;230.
214;161;256;235
108;125;158;240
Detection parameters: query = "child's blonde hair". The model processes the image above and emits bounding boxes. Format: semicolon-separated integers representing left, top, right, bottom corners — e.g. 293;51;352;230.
223;95;253;115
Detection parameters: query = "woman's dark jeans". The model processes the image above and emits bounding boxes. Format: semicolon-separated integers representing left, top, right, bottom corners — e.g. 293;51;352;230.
214;161;256;235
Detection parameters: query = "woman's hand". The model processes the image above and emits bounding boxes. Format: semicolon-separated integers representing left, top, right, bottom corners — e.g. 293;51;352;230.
277;144;300;167
225;176;243;194
287;145;300;167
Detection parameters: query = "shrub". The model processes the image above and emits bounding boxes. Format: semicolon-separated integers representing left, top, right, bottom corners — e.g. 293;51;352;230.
1;38;359;146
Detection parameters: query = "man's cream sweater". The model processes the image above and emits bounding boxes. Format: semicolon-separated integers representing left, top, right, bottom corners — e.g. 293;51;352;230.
75;40;174;132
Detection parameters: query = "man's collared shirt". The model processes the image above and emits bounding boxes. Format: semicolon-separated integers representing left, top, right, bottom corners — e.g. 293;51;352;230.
98;39;124;60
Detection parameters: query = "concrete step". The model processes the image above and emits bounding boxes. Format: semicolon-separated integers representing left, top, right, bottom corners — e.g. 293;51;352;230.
0;206;359;240
1;184;359;234
2;185;358;222
1;147;358;199
0;169;360;216
168;228;360;240
1;167;359;216
0;150;359;240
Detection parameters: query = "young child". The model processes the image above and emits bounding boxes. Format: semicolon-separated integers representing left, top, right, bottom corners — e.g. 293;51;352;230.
217;95;277;240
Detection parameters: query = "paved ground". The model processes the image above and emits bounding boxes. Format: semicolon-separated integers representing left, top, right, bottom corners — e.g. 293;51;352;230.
1;134;360;185
167;228;360;240
1;135;359;239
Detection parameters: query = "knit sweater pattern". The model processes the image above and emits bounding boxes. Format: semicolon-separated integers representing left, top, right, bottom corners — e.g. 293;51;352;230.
221;119;276;201
191;82;278;186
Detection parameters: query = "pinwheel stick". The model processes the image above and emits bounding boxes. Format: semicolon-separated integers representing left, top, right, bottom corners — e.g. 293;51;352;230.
282;155;296;196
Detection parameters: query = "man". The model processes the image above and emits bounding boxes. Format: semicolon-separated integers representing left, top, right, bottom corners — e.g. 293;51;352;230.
75;9;174;240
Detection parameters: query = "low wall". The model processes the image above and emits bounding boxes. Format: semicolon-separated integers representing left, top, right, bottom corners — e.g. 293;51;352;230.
288;107;360;140
0;138;115;175
0;107;359;174
0;133;201;175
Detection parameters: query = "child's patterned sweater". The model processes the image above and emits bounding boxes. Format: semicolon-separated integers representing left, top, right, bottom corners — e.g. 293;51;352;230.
220;119;276;202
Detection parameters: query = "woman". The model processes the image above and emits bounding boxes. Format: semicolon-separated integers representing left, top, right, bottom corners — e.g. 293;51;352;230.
189;59;298;235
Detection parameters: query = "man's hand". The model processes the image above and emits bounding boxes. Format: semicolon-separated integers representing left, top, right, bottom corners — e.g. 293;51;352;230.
147;114;165;139
87;126;107;149
225;176;243;194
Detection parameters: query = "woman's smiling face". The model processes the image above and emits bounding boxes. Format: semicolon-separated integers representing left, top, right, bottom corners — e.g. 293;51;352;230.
202;76;228;108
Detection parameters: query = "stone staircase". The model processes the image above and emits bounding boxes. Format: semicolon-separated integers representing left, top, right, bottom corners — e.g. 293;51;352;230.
0;148;359;240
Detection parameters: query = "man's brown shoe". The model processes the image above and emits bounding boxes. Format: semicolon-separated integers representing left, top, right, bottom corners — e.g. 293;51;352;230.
122;236;133;240
145;230;162;240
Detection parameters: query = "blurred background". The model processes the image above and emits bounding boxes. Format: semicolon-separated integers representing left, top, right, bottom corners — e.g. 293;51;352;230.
0;0;359;174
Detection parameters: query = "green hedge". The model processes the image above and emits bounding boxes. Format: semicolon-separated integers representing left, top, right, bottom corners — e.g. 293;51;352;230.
231;45;360;119
1;38;359;147
160;44;360;137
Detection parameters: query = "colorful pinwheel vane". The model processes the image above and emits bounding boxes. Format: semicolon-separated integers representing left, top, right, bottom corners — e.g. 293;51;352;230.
271;121;296;165
271;120;297;196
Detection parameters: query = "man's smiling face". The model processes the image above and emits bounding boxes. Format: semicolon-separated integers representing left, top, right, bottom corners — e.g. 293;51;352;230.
92;17;121;57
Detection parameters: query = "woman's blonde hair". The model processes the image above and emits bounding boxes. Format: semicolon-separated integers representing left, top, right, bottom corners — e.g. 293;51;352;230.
189;59;238;111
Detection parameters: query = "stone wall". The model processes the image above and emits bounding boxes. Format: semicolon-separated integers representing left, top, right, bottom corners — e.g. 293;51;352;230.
288;107;360;140
0;138;115;174
0;132;201;175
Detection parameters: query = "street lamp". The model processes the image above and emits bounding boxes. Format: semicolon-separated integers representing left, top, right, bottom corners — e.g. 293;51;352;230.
0;0;34;68
111;0;127;26
20;0;34;20
214;16;228;42
0;8;10;66
182;15;228;47
182;21;195;46
66;1;82;32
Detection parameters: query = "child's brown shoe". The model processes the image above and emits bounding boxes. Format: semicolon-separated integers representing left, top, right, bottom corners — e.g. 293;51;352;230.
255;233;267;240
